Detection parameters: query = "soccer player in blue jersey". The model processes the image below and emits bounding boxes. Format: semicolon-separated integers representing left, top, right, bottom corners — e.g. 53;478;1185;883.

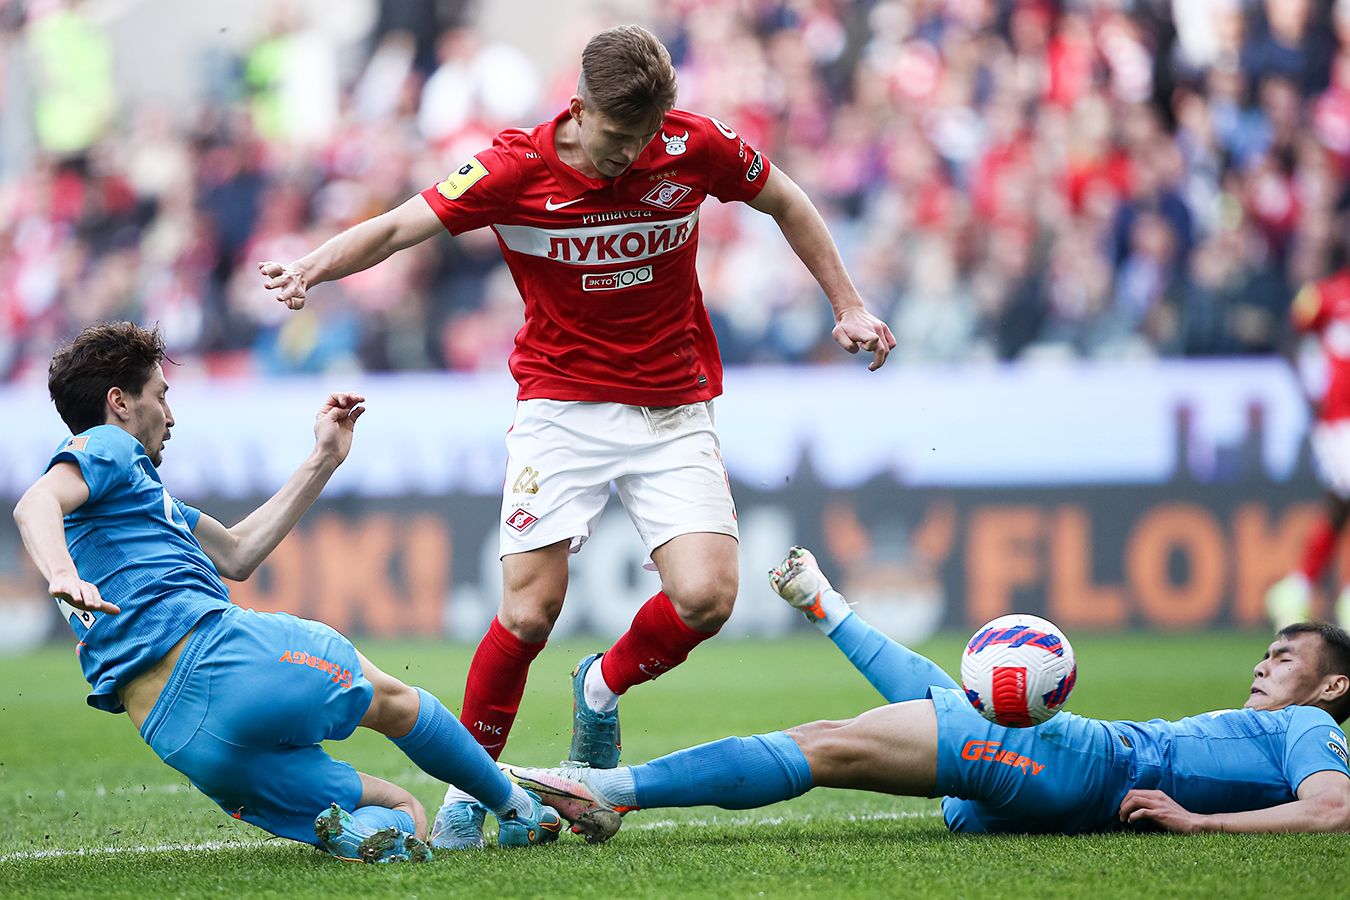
12;322;562;862
505;547;1350;839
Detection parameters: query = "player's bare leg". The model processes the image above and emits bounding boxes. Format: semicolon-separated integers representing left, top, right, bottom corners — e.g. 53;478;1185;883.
569;532;738;768
353;651;560;850
784;701;939;796
433;541;569;848
504;700;940;842
652;532;740;633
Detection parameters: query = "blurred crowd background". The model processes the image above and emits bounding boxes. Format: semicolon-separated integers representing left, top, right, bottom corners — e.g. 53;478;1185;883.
2;0;1349;381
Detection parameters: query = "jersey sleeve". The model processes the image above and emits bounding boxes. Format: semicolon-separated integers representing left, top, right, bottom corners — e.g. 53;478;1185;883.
46;430;132;505
696;115;771;203
419;139;523;236
172;498;202;531
1283;706;1350;792
1291;282;1326;333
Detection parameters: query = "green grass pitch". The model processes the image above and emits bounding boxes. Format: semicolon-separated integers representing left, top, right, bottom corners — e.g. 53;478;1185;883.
3;630;1349;898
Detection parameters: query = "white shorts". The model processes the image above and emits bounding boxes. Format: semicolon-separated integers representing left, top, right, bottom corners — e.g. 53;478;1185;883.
498;399;738;560
1313;421;1350;499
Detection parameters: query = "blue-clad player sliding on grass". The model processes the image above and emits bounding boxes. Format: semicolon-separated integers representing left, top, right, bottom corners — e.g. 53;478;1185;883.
12;322;561;862
507;547;1350;839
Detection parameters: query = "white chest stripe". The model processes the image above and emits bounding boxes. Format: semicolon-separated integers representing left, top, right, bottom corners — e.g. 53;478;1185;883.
494;208;700;266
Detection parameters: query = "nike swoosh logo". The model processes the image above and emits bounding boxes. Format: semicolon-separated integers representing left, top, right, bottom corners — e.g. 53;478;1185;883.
545;196;585;211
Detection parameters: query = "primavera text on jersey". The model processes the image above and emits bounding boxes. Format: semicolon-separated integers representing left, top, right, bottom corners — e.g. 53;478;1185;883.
420;108;771;407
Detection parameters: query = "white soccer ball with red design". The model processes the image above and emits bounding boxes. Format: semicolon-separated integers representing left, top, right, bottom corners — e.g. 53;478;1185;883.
960;614;1077;728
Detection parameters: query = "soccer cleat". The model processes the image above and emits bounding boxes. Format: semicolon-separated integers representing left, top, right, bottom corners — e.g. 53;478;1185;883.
568;653;621;769
499;762;628;845
495;789;564;848
769;546;834;623
1266;573;1313;631
314;803;432;864
428;798;487;850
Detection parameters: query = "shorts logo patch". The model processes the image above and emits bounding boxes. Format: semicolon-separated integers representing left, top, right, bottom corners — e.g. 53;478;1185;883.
63;436;89;452
582;265;653;291
436;157;488;200
512;466;540;494
641;180;692;210
959;740;1046;776
278;650;353;688
745;150;763;182
506;508;538;532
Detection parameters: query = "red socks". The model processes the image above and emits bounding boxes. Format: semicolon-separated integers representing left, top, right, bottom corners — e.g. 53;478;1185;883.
459;617;546;760
600;591;719;695
1301;518;1338;581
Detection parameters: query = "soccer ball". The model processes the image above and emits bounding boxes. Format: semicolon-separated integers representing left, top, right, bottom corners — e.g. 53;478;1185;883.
960;614;1076;727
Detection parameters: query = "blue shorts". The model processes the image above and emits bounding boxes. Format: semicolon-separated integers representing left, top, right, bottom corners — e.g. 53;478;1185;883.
930;688;1131;834
139;605;374;845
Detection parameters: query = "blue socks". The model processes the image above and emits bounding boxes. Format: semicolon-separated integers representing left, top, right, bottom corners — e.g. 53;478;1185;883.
826;612;958;702
352;805;416;835
391;687;512;811
627;732;813;810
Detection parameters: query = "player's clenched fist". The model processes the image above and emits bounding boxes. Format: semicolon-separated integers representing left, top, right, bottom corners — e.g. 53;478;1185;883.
258;261;309;310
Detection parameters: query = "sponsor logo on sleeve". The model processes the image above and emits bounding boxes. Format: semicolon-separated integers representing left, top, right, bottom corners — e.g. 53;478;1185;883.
745;150;764;182
582;265;653;291
1330;729;1349;766
505;508;538;532
436;157;489;200
641;180;692;210
709;116;738;140
662;131;689;155
63;436;89;452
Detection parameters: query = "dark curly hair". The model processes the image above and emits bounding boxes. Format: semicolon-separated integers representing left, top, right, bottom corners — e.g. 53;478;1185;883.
48;322;167;435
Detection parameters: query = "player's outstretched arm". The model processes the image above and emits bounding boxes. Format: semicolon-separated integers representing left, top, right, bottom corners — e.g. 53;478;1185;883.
193;393;366;581
749;167;896;371
258;195;443;310
1119;771;1350;833
12;463;120;614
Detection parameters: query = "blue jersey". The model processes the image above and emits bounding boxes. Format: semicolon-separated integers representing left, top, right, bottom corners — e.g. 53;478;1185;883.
48;425;232;713
1111;706;1350;816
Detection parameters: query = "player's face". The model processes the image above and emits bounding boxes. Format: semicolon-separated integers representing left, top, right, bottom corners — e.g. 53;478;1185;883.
1246;632;1332;711
127;364;175;466
575;102;661;178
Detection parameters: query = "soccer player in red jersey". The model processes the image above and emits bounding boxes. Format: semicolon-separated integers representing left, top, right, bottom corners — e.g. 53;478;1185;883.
259;24;896;849
1268;269;1350;630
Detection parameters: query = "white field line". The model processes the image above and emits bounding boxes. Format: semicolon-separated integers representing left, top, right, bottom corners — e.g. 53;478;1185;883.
0;808;943;863
0;839;272;863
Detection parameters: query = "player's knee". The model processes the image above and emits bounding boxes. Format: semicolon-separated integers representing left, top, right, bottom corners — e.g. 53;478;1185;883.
665;574;737;632
366;678;421;737
784;719;859;785
497;603;561;643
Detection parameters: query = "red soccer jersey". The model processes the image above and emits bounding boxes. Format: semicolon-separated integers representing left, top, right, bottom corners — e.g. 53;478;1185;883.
420;108;771;406
1293;269;1350;422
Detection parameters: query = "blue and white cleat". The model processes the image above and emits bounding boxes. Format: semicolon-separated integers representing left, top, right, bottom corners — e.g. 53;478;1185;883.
495;789;564;848
769;546;835;623
569;653;621;769
500;762;627;845
314;803;431;864
429;798;487;850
